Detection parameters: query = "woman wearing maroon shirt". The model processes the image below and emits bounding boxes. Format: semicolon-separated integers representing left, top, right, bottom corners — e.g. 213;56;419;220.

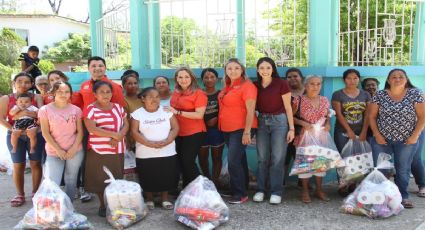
253;57;294;204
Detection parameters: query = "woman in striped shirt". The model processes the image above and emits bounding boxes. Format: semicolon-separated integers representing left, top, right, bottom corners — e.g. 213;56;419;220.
83;81;129;217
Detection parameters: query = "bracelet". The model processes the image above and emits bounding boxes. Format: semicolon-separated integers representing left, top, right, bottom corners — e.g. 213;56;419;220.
243;132;251;135
289;128;295;131
288;129;294;132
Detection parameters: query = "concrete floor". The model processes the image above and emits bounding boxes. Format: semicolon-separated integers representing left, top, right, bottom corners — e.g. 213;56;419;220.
1;172;425;230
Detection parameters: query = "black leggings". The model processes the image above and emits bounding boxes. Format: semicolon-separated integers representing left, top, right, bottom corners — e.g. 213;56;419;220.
176;132;205;188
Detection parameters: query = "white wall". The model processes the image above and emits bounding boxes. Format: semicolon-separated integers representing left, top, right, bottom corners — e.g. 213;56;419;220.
0;16;89;56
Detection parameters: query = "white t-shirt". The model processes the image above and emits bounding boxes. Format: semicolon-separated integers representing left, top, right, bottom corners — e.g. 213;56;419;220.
12;105;38;120
131;106;176;159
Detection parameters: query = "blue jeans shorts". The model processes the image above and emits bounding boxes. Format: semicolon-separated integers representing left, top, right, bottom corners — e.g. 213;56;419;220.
202;128;225;148
6;130;43;163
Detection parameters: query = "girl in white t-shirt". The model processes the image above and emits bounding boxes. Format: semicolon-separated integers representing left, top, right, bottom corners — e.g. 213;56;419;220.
131;87;179;210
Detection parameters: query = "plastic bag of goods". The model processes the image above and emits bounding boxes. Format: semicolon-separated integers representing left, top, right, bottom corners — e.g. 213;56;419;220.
174;175;229;230
337;139;373;186
290;120;344;176
340;153;403;218
0;126;12;175
104;166;147;229
123;150;138;182
14;178;92;229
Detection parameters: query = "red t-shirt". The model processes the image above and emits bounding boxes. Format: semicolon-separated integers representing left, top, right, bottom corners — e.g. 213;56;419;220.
76;76;126;110
255;78;290;114
218;79;258;132
170;89;207;136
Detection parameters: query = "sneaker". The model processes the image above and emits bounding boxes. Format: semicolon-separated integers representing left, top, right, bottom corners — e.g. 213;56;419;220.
253;192;264;202
269;195;281;204
79;187;92;203
228;196;248;204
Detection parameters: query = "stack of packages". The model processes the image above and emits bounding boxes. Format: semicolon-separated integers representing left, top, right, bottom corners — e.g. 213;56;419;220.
290;122;345;176
104;166;147;229
337;139;374;186
14;179;91;229
123;150;138;182
174;176;229;230
341;153;404;218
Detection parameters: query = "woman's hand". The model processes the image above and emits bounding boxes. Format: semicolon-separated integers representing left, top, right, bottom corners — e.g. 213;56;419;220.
346;129;356;140
163;106;178;114
406;135;419;145
324;123;331;132
375;134;387;145
66;146;78;159
286;130;295;143
242;134;251;145
358;131;367;142
56;148;67;160
109;139;118;148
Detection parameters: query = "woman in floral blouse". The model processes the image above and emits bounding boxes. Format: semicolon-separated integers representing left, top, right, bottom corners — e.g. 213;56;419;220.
369;68;425;209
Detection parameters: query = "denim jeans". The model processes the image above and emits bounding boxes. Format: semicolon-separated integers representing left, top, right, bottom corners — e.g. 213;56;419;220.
372;140;418;199
411;131;425;189
223;129;249;198
45;150;84;200
256;113;288;196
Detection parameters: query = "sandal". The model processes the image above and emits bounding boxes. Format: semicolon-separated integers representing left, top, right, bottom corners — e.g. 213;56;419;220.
315;191;330;202
401;199;414;209
417;187;425;198
11;194;25;207
146;201;154;210
301;191;311;203
162;201;174;210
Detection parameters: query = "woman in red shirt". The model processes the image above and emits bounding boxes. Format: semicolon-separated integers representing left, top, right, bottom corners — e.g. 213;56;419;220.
165;67;207;188
218;58;257;204
83;81;129;217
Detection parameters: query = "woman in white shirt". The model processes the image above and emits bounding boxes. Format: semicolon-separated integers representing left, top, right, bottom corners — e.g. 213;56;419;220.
131;87;179;210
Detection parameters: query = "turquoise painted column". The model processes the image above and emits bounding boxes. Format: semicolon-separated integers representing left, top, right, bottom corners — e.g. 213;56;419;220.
412;2;425;65
89;0;102;56
148;2;161;69
308;0;339;67
236;0;246;65
130;0;146;70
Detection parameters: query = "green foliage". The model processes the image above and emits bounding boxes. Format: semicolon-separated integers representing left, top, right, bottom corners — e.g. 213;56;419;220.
38;59;55;74
0;28;25;67
0;63;14;95
43;33;91;64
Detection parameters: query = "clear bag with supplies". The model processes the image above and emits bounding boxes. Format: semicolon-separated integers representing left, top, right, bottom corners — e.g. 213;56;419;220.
14;178;92;229
174;176;229;230
337;139;373;185
290;119;345;176
104;166;147;229
340;153;403;218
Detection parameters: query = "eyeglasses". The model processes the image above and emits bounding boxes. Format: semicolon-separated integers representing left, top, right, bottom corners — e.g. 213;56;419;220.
36;83;48;86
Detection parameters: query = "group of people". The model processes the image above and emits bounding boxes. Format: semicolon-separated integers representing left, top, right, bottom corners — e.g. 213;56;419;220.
1;50;424;222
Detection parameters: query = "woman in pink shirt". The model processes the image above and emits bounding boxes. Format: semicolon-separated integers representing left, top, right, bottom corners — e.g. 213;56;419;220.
38;81;84;200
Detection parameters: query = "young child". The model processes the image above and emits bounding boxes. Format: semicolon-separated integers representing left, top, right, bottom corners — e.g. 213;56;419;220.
9;93;39;154
19;46;42;79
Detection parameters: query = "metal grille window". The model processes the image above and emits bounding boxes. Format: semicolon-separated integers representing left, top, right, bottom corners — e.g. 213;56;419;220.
96;7;131;70
248;0;309;67
339;0;417;66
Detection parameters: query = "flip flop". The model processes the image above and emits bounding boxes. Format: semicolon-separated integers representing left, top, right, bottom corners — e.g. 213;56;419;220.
417;187;425;198
11;194;25;207
162;201;174;210
401;199;414;209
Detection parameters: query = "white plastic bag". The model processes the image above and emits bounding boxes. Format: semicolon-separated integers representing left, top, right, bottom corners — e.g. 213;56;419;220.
0;127;12;175
104;166;147;229
14;178;92;229
337;139;373;185
174;176;229;230
290;120;344;175
124;150;136;170
341;153;403;218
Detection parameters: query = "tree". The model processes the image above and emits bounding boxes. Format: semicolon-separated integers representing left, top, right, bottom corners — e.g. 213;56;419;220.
47;0;63;15
0;28;25;67
0;0;17;13
43;33;91;65
161;16;202;67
